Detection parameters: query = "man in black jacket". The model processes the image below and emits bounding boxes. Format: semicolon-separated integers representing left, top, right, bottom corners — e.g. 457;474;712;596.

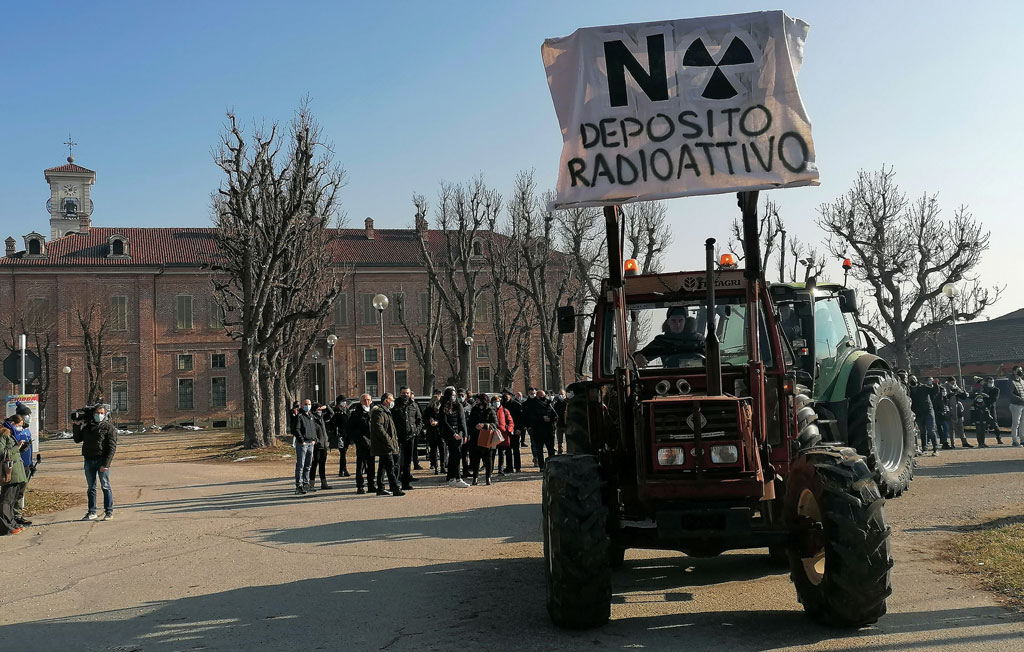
346;394;376;494
72;405;118;520
293;399;319;494
310;402;334;490
908;376;938;456
330;396;350;477
392;386;423;490
523;390;557;469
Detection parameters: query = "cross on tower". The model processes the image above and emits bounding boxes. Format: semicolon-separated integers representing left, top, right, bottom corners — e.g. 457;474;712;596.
63;134;77;158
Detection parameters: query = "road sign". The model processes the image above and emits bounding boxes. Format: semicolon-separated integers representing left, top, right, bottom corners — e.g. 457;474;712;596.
3;350;41;385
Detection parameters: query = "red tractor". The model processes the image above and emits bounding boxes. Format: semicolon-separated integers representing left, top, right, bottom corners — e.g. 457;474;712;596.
546;194;893;628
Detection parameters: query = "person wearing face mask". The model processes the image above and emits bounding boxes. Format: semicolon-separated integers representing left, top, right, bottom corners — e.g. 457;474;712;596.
524;389;558;469
467;393;498;485
346;394;376;494
907;375;938;456
293;399;320;494
1009;366;1024;447
439;387;470;487
370;393;404;497
980;377;1002;445
941;377;972;448
502;390;524;472
392;386;423;491
10;402;35;527
1;414;30;535
72;405;118;520
493;394;515;475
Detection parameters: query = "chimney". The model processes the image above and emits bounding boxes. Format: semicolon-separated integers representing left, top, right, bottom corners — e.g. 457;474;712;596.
78;213;91;234
4;237;14;257
414;210;428;233
364;217;374;240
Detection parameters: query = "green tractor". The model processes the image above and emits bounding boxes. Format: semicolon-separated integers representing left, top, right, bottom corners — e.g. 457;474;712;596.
768;281;916;498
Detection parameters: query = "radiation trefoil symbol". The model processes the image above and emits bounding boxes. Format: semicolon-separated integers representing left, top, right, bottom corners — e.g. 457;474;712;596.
682;36;755;100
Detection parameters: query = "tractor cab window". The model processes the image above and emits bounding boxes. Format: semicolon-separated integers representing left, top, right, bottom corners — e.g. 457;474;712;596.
613;296;749;372
814;298;853;363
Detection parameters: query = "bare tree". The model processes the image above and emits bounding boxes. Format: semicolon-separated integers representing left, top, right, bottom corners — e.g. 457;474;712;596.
729;196;783;280
623;201;672;350
504;172;576;391
73;299;111;405
555;206;604;381
394;278;444;395
484;212;534;392
412;178;500;390
817;165;1000;369
212;102;344;448
1;298;56;424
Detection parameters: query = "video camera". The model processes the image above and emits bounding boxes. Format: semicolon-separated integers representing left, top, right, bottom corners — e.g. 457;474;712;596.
70;404;104;422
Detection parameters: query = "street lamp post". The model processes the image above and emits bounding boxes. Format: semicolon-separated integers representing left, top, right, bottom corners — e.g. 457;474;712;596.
373;294;389;395
62;365;72;433
326;334;338;403
942;283;963;387
464;336;475;393
312;352;320;404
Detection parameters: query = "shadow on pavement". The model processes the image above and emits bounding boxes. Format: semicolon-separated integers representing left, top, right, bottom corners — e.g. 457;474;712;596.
6;558;1021;652
915;458;1024;479
257;503;541;546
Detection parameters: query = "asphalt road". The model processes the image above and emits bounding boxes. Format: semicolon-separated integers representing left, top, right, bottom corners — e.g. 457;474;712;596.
2;432;1022;652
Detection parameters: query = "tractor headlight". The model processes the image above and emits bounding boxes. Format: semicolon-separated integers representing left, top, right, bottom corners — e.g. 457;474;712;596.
676;378;691;395
657;447;685;466
655;380;671;396
709;445;739;464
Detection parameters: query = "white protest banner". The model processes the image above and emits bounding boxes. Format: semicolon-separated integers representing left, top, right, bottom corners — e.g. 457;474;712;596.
542;11;818;209
6;394;40;452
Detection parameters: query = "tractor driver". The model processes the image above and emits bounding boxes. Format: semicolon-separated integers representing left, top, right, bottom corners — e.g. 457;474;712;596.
633;308;705;368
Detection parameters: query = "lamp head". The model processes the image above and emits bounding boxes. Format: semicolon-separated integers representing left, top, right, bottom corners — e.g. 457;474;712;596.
941;283;959;299
372;294;389;311
326;334;338;346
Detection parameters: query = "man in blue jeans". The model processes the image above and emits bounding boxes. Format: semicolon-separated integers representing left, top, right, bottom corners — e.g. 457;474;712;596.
72;405;118;520
293;399;319;494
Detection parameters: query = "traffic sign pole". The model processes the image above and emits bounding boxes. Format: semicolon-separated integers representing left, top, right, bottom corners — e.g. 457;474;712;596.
19;333;26;394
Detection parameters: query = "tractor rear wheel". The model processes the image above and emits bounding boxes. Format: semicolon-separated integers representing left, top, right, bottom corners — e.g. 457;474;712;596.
784;445;893;627
848;371;916;498
564;394;594;454
543;454;611;628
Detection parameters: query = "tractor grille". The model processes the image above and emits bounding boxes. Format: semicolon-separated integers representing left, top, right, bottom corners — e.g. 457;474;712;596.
650;401;738;442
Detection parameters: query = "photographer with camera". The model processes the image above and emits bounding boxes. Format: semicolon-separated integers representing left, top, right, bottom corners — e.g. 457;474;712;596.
1;414;30;535
72;404;118;521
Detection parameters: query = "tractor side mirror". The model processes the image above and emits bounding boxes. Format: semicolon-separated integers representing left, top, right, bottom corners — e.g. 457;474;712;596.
839;288;859;314
859;329;877;354
556;306;576;334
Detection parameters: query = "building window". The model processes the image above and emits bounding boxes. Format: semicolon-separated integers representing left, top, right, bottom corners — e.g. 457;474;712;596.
418;291;430;324
209;297;222;329
363;348;378;364
477;300;490;322
390;292;405;325
394;369;408;391
111;296;128;331
361;293;379;325
111;356;128;372
477;344;489;359
211;353;226;369
178;378;195;410
334;294;349;327
112;239;124;256
211;377;227;408
393;347;407;362
177;354;194;371
176;295;193;330
111;380;128;412
472;239;483;256
28;239;41;256
365;370;379;398
478;367;492;394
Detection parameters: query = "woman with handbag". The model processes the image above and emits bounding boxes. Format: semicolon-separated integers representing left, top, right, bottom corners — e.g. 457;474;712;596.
467;393;498;486
494;395;515;475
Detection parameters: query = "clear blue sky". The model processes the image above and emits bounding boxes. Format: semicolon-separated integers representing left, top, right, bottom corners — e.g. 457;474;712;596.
2;1;1021;316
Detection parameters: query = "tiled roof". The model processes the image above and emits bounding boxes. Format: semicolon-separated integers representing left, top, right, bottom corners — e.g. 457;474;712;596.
44;162;96;174
0;226;464;268
994;308;1024;321
893;316;1024;365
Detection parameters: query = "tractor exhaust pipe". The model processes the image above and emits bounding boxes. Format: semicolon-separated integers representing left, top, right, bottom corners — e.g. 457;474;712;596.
705;238;723;396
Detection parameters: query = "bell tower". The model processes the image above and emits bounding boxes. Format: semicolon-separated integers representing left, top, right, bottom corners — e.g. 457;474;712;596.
45;136;96;239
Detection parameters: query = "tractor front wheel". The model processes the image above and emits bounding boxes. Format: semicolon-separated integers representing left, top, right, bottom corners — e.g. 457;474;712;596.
543;454;611;628
784;445;893;627
848;371;916;498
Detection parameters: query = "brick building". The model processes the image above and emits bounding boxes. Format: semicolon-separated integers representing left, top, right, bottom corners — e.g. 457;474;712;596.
1;158;573;430
899;308;1024;381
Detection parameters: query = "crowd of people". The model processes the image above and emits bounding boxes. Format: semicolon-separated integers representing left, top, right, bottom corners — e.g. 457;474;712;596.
287;385;570;496
900;366;1024;455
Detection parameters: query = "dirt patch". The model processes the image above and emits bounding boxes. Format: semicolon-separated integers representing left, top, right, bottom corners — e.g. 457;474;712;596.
23;487;86;517
206;441;296;462
947;506;1024;609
